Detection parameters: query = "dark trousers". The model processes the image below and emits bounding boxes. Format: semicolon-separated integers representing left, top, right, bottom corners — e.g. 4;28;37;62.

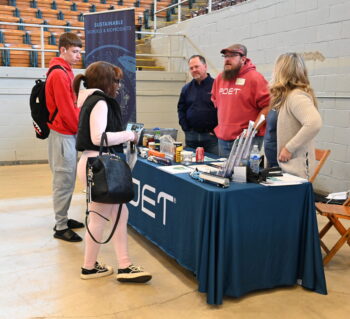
185;130;218;155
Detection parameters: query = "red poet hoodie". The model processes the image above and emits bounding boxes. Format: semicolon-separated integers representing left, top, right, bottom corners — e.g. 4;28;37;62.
45;57;80;135
211;58;270;141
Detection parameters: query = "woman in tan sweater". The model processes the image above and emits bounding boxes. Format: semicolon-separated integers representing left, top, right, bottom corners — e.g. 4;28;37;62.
264;53;322;179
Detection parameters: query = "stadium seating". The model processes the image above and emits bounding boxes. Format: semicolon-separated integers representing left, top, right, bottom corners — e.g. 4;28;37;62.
0;15;21;29
0;43;32;67
0;29;26;44
0;0;190;69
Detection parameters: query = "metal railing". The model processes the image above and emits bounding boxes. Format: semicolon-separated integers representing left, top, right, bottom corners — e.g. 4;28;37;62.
0;21;83;68
153;0;194;31
0;0;243;70
152;0;247;31
0;21;187;70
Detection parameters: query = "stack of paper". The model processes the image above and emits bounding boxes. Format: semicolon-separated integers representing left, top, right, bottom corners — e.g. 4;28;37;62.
157;165;193;174
261;173;308;186
326;191;349;200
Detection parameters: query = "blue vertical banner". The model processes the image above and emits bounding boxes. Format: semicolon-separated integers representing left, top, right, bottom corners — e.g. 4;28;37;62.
84;9;136;126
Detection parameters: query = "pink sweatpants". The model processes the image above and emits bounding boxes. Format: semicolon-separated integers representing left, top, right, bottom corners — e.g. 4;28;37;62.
78;151;131;270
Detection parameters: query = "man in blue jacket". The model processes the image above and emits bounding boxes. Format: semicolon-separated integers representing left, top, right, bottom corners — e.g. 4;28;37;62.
177;55;218;154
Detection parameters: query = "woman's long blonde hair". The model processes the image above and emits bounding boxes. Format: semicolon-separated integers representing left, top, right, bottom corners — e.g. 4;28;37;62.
269;53;317;110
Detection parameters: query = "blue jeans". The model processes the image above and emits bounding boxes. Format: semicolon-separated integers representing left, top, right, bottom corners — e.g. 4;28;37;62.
218;136;264;158
185;130;218;155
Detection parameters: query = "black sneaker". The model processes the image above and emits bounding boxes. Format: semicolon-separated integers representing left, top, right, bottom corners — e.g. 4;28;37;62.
53;219;84;231
116;265;152;283
81;262;113;280
53;228;82;242
67;219;84;229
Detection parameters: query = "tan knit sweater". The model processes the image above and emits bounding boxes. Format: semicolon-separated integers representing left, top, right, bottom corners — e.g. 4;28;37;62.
277;89;322;179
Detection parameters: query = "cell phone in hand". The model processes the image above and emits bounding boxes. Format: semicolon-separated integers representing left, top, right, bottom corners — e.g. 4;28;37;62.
126;122;144;133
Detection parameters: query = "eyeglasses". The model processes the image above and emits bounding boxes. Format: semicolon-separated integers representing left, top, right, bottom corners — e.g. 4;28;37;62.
221;53;242;58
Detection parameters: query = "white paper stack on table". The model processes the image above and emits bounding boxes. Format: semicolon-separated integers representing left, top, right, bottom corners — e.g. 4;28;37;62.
261;173;308;186
326;191;349;200
157;165;193;174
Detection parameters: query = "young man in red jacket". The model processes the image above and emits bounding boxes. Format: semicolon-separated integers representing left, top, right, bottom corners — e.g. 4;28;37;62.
211;44;270;157
45;32;83;242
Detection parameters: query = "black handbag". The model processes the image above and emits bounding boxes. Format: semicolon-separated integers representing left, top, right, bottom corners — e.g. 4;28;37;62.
86;132;134;204
85;132;134;244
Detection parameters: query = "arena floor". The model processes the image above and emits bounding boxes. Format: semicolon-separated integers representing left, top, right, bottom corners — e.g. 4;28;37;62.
0;164;349;319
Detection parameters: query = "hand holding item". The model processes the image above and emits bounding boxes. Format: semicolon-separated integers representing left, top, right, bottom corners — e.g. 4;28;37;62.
278;147;292;162
253;114;266;132
132;131;139;144
132;127;144;145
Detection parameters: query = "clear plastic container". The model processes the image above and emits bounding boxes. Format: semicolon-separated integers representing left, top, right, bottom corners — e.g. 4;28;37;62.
181;151;193;165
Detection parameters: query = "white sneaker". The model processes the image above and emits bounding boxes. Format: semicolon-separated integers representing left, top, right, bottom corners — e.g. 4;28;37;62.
81;262;113;280
116;265;152;283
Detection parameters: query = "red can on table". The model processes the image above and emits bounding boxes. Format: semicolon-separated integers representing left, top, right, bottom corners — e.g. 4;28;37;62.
196;147;204;163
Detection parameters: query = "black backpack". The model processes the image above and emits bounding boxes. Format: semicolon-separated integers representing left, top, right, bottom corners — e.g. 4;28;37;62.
29;65;66;139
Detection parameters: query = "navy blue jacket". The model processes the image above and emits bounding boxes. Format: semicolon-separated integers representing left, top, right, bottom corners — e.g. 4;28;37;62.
177;74;217;133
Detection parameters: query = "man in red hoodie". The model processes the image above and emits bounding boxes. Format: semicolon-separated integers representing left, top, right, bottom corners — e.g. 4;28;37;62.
46;32;84;242
211;44;270;157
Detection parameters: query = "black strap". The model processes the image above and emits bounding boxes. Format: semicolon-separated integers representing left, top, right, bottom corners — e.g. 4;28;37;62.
99;132;111;155
46;65;68;124
85;204;123;244
84;131;121;244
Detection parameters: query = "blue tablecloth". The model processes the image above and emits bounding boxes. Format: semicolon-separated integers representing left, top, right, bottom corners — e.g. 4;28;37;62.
127;158;327;304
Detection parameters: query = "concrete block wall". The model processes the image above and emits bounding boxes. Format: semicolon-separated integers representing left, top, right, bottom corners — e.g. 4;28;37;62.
151;0;350;193
0;68;186;163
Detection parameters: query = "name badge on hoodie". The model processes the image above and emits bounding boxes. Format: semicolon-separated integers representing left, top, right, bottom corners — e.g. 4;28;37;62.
236;78;245;86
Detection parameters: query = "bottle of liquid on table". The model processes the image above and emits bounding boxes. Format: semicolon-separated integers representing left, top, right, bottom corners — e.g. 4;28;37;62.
153;128;161;151
249;144;261;174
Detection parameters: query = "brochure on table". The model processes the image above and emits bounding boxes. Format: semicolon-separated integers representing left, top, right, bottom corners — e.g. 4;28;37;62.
261;173;308;186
